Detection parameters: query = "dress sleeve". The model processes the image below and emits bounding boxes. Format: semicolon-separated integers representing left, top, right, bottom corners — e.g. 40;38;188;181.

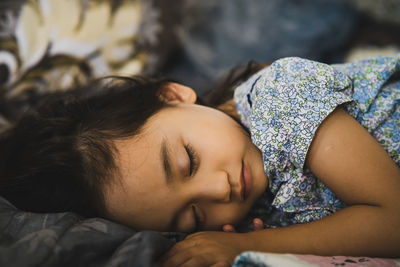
247;57;353;176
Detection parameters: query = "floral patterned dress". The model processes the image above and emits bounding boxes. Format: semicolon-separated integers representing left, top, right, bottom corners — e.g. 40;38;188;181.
234;55;400;227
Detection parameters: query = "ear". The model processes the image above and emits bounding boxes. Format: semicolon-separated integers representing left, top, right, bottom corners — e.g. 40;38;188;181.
159;83;197;104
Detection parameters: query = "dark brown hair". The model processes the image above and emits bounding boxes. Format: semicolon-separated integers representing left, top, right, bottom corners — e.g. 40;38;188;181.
204;61;265;109
0;77;168;217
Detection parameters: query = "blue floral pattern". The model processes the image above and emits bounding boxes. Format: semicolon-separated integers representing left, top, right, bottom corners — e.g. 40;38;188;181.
234;55;400;226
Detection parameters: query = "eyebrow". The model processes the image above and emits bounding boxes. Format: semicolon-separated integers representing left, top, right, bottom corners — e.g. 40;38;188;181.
161;138;178;231
161;138;173;184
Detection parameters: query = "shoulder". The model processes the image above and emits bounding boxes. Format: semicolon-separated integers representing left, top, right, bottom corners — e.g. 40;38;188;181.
235;56;352;107
235;57;354;173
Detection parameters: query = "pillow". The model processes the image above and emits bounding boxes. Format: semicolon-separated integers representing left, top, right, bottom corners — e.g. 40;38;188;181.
0;0;181;122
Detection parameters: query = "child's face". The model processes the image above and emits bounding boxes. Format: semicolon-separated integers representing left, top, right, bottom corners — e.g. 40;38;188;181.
105;87;268;233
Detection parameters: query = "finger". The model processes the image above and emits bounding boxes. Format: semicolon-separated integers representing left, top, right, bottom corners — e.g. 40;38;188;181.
161;246;198;267
162;252;193;267
210;262;231;267
178;257;207;267
162;247;221;267
253;218;264;231
180;255;230;267
160;240;197;263
222;224;236;232
253;218;263;230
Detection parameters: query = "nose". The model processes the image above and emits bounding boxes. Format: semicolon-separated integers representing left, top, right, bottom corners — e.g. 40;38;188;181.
192;170;231;203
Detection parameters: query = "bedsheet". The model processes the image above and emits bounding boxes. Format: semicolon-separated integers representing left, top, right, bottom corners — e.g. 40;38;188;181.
233;252;400;267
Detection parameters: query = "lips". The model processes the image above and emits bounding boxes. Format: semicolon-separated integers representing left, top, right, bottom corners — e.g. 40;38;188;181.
240;160;252;201
240;162;245;201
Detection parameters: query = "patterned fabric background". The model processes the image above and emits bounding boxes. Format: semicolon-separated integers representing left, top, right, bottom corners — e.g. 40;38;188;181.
0;0;181;124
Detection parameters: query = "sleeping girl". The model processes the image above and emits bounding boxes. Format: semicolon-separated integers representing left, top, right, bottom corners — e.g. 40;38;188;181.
1;55;400;266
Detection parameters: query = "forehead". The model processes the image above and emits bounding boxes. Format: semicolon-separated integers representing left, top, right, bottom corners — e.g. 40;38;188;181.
105;128;175;230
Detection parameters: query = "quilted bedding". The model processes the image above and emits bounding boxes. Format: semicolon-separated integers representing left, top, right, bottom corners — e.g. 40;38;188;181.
0;196;186;267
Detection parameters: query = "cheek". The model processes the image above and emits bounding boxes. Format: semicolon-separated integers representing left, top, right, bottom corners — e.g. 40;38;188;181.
204;203;249;230
175;208;195;233
195;130;246;161
104;177;174;231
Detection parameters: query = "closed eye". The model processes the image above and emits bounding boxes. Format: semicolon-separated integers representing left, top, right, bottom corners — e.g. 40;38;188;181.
185;144;199;176
192;205;200;232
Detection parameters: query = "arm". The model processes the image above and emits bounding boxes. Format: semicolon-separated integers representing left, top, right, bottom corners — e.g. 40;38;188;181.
161;108;400;266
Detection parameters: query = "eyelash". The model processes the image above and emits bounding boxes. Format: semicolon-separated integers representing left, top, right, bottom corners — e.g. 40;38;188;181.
192;205;200;232
185;144;199;176
185;144;200;232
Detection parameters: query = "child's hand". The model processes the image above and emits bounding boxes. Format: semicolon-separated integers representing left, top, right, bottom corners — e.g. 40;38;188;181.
222;217;265;232
160;219;264;267
160;231;252;267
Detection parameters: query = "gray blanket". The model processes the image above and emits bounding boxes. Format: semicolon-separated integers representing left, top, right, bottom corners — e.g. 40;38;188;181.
0;197;182;267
